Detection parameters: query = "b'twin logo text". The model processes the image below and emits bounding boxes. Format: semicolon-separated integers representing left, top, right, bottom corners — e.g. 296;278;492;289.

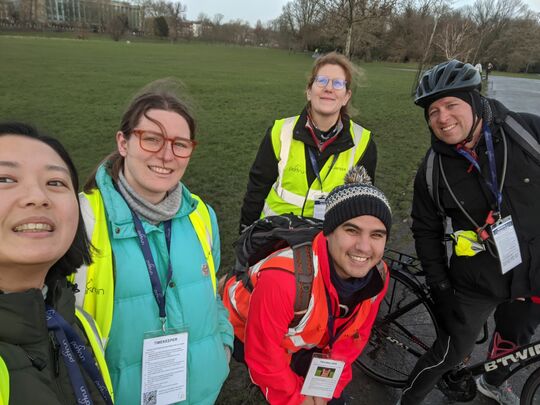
484;343;540;372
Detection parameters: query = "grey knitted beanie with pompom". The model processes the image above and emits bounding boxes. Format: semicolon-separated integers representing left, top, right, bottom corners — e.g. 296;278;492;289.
323;166;392;235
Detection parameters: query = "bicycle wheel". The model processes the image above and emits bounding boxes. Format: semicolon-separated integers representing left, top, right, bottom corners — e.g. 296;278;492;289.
355;269;439;387
521;366;540;405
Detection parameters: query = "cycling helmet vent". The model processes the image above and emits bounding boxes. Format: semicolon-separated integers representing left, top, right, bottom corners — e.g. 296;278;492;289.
415;59;481;108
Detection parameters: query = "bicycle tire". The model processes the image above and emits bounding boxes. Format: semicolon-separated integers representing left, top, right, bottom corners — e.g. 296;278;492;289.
520;366;540;405
355;269;439;387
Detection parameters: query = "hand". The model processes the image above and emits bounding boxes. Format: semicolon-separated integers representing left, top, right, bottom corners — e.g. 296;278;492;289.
300;396;328;405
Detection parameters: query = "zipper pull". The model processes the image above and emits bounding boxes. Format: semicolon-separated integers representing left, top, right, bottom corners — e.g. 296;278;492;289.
49;331;60;376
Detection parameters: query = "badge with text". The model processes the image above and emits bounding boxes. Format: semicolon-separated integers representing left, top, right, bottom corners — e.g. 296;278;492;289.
300;355;344;398
491;216;522;274
313;199;326;220
141;331;188;405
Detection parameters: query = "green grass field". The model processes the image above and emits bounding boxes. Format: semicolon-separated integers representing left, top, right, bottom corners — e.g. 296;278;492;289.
0;35;429;268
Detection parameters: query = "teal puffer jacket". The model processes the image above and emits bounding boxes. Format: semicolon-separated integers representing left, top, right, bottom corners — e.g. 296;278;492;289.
94;166;233;405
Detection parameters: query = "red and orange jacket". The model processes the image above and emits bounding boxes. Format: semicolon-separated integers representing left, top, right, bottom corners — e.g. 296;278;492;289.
223;232;389;405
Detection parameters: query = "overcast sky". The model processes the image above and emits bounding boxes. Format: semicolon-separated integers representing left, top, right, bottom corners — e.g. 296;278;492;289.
181;0;540;27
182;0;288;25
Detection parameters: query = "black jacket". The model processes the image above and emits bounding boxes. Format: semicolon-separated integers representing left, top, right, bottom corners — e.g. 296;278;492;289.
0;279;108;405
239;107;377;230
411;98;540;299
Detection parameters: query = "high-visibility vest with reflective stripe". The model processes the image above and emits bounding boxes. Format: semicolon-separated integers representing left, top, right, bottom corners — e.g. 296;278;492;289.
74;307;114;401
0;308;113;404
224;234;388;354
72;189;215;343
0;356;8;405
262;116;371;218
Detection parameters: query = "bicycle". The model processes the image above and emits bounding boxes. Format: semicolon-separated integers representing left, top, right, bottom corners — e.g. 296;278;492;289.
355;249;540;404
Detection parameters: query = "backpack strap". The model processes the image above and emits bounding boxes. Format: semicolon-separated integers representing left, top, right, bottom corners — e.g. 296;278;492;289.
290;243;315;327
425;148;445;217
425;149;454;264
504;115;540;164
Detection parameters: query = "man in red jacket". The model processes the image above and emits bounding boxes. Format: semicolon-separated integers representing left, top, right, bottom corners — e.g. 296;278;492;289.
224;167;391;405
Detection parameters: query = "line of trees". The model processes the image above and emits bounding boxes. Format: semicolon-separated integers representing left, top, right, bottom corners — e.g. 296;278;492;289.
153;0;540;73
1;0;539;72
271;0;540;72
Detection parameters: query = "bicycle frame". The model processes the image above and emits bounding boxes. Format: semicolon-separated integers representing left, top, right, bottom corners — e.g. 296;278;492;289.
450;339;540;381
359;248;540;397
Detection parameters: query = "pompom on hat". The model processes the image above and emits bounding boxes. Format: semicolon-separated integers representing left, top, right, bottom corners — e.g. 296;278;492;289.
323;166;392;236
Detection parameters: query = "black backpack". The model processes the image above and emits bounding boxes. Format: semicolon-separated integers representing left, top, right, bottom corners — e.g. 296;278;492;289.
230;214;323;326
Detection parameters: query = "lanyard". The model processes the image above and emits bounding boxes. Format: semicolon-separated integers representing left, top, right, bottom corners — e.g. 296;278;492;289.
455;124;502;212
483;123;503;212
308;148;338;190
131;213;173;328
46;307;114;405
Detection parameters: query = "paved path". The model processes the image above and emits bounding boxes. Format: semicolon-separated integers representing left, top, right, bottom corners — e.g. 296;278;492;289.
348;74;540;405
486;75;540;114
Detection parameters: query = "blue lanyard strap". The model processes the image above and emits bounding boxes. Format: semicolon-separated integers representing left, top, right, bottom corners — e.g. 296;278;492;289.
46;307;113;405
131;213;173;321
455;124;502;212
308;148;338;190
455;147;481;173
483;123;503;212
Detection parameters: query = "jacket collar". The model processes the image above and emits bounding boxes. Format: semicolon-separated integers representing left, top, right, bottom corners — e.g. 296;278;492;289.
293;107;354;154
95;165;196;234
0;279;74;347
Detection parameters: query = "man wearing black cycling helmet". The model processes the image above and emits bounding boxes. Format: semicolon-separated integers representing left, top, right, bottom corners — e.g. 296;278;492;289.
398;60;540;405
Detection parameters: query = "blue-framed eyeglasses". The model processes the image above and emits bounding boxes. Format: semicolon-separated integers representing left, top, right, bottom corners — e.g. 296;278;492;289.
314;75;347;90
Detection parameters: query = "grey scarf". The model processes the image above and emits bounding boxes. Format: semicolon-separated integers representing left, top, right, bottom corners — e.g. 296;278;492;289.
117;170;182;225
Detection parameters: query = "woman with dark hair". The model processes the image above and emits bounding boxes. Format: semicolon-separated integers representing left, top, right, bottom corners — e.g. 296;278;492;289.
0;122;114;405
239;52;377;231
73;79;233;405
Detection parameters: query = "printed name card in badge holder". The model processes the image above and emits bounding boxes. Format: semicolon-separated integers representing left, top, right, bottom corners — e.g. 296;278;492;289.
301;353;345;399
491;216;522;274
141;327;189;405
313;198;326;220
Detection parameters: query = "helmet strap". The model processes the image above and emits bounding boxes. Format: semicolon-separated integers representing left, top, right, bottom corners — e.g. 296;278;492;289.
463;93;482;144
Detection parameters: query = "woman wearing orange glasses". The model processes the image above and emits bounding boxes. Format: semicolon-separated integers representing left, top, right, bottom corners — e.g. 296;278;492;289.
239;52;377;231
74;80;233;405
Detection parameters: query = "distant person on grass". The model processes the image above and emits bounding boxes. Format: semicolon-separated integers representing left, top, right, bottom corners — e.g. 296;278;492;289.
398;60;540;405
72;80;233;405
224;167;391;405
239;52;377;231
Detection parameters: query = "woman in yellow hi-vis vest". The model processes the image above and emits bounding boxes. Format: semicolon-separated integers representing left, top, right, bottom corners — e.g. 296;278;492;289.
239;52;377;231
0;122;113;405
72;80;233;405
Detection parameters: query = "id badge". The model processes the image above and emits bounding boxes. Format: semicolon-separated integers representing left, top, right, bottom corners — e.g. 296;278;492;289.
313;199;326;220
300;353;344;398
141;328;189;405
491;215;522;274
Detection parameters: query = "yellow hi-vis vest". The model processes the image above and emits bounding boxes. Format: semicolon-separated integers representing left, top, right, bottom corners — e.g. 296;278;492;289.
0;356;8;405
72;189;216;345
0;307;113;404
262;116;371;218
